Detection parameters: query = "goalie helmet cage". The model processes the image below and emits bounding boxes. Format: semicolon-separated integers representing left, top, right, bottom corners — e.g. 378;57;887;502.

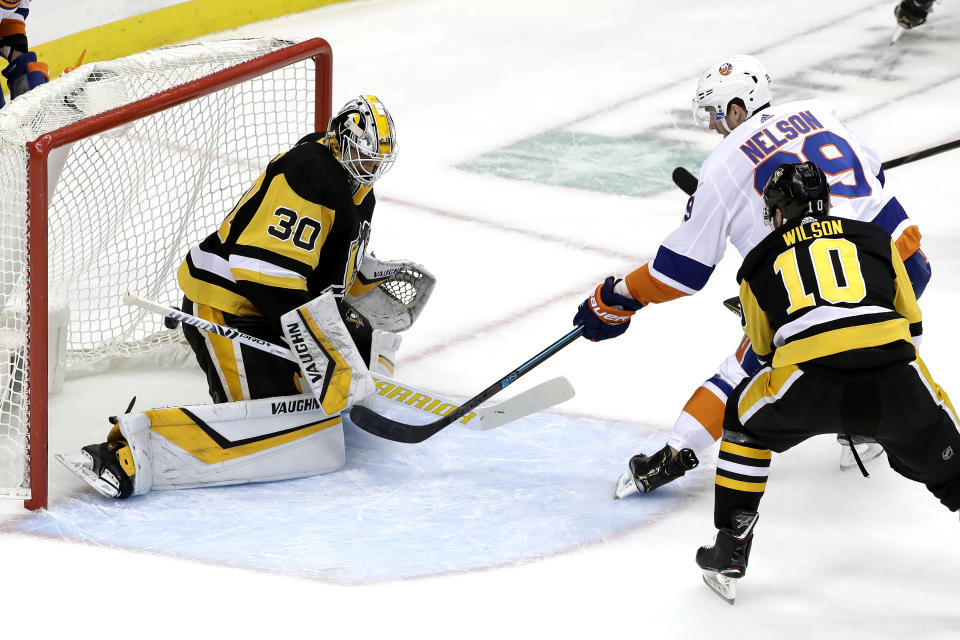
0;37;332;510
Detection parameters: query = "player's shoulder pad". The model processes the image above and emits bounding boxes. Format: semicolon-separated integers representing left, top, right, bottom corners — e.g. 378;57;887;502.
831;215;883;236
279;133;347;203
737;218;804;281
0;0;24;11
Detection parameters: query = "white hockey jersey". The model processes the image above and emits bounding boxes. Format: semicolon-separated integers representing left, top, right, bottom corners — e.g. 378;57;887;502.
624;99;921;305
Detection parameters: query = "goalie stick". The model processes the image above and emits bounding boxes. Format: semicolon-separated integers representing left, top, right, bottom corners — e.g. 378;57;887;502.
123;292;573;431
670;135;960;196
344;325;584;443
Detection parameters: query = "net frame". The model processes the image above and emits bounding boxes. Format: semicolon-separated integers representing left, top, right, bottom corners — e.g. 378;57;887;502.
7;37;332;510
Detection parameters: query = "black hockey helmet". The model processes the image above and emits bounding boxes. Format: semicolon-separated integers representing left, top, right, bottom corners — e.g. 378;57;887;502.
762;161;831;228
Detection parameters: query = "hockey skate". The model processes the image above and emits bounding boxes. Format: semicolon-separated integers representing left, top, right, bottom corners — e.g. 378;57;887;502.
613;444;699;499
696;510;758;604
892;0;935;43
895;0;935;29
838;434;884;472
56;441;135;499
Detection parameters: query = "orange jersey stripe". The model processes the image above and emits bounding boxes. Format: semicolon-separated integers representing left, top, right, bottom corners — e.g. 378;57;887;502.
0;18;26;37
28;61;49;80
894;224;921;261
624;263;688;305
735;334;751;363
681;386;725;441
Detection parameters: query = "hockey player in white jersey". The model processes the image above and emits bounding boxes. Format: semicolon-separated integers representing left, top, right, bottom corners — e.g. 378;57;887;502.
0;1;48;107
571;55;933;498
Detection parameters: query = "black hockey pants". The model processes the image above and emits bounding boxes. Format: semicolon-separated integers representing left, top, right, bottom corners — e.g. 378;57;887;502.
714;356;960;528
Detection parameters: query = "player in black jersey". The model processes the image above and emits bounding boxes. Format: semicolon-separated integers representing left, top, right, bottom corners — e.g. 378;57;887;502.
696;162;960;603
62;96;405;499
178;94;397;402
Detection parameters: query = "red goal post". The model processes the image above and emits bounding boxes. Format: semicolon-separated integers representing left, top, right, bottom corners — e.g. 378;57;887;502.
0;37;332;510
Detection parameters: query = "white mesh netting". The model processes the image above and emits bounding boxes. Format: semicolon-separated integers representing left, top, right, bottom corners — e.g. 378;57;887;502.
0;37;323;499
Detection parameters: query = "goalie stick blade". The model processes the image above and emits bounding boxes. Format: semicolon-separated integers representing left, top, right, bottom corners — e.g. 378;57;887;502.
345;326;585;444
345;404;444;444
467;376;575;431
702;571;738;604
672;167;698;196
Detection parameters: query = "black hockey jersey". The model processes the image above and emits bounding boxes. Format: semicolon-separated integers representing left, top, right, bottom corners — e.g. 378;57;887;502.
178;133;374;330
737;214;922;369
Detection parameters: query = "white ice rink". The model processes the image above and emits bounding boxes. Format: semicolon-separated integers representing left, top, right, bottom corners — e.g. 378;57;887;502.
2;0;959;637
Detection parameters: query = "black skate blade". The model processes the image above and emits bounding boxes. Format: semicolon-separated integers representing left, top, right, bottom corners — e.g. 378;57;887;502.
702;571;737;604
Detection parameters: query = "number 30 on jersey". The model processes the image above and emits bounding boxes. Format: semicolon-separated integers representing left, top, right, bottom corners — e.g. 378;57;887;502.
267;207;322;251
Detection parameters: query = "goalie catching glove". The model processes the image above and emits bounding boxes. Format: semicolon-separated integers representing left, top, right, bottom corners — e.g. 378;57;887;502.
344;255;436;332
573;276;643;341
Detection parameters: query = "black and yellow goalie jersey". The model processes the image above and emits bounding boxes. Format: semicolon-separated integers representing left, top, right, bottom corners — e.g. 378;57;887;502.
178;132;374;331
736;213;922;369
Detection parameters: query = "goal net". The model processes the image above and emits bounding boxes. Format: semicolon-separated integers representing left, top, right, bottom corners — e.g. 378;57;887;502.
0;37;332;509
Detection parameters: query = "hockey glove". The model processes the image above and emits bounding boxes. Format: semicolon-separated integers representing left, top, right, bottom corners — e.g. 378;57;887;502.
2;50;48;100
573;276;642;341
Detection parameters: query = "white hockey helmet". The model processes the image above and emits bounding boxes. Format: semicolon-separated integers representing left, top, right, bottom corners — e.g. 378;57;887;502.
692;55;772;128
328;94;398;185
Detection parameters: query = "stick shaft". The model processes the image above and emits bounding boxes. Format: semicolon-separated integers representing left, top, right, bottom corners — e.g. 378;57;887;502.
881;137;960;170
346;325;584;442
124;291;297;361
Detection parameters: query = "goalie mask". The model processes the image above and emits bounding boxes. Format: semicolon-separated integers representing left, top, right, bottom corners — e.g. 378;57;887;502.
762;161;831;228
328;94;398;185
692;55;772;127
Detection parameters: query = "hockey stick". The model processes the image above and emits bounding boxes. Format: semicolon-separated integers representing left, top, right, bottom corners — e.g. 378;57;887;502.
123;292;573;430
672;167;698;196
880;137;960;170
344;325;584;443
670;136;960;196
124;292;294;360
671;167;699;196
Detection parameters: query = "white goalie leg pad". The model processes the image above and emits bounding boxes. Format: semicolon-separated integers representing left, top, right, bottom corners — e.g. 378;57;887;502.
281;291;375;413
116;393;346;495
370;329;402;377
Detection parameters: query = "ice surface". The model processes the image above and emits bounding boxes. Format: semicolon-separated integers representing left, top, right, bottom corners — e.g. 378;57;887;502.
14;414;705;582
2;0;960;638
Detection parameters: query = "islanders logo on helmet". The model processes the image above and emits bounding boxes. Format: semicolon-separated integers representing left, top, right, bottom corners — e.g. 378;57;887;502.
718;62;733;76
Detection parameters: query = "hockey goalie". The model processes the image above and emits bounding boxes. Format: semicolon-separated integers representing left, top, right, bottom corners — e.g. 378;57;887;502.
59;95;436;499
